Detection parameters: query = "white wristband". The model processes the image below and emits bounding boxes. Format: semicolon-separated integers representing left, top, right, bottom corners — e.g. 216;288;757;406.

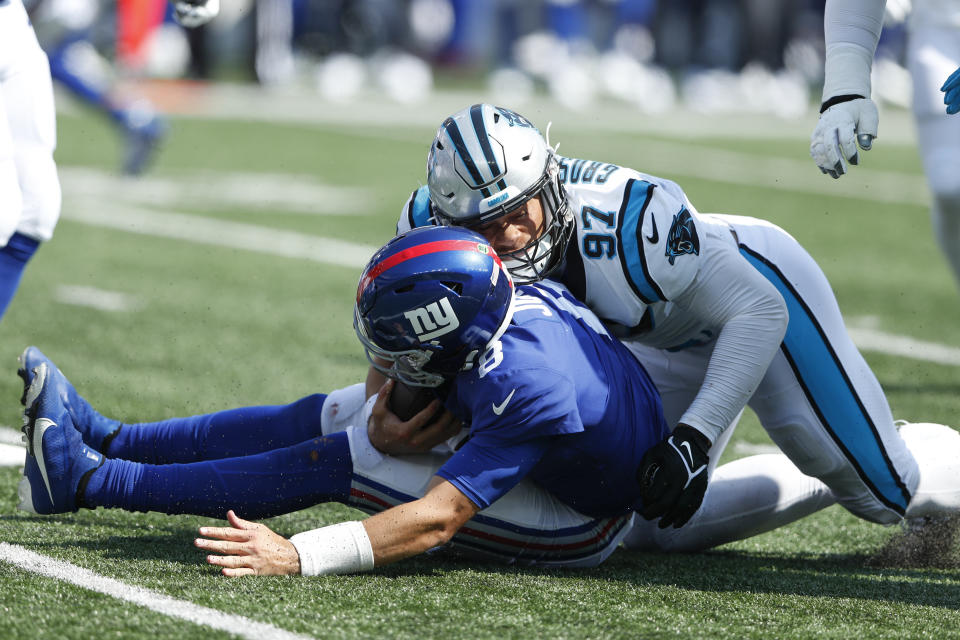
290;521;375;576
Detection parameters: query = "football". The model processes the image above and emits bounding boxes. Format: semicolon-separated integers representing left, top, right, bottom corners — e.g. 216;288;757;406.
388;381;437;421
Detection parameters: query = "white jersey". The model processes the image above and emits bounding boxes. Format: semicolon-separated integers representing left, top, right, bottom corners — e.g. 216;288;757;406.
398;160;788;442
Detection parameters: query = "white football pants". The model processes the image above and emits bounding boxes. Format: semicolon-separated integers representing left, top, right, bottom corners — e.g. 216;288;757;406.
628;215;923;525
0;0;61;247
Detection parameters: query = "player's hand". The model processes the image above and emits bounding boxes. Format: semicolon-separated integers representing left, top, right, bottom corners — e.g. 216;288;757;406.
637;425;711;528
195;510;300;576
942;66;960;115
810;97;879;178
172;0;219;28
368;379;461;455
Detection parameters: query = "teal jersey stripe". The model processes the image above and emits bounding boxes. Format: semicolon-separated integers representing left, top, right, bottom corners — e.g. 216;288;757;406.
411;185;433;229
740;245;911;514
617;179;664;303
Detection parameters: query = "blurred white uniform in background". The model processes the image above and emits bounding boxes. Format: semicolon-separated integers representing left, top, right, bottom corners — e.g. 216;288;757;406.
0;0;61;320
908;0;960;289
813;0;960;291
0;0;61;247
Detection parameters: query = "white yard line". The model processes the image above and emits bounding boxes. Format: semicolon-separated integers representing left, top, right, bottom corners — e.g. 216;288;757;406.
0;426;24;467
847;327;960;367
54;285;142;312
0;445;24;467
63;200;378;269
629;139;929;207
58;167;372;216
732;442;781;456
0;543;315;640
0;425;22;446
188;83;921;145
57;197;960;368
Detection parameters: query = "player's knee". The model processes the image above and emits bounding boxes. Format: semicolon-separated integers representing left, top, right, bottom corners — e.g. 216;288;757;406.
835;489;909;526
320;383;369;436
14;153;60;242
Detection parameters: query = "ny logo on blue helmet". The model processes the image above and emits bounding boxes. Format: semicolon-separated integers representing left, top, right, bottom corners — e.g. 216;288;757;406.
354;226;515;388
403;298;461;341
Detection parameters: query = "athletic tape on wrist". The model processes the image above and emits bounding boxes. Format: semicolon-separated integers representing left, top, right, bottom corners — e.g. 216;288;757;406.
290;520;375;576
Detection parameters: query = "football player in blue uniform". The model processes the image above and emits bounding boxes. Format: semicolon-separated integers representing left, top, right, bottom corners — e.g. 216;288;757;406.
0;0;217;324
28;0;219;175
19;226;676;575
394;103;960;544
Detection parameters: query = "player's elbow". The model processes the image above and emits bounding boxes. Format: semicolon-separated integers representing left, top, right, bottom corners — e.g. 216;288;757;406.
413;513;463;550
766;290;789;341
746;284;789;343
426;501;475;547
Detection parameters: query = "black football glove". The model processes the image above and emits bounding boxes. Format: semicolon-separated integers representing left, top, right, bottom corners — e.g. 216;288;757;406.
637;425;711;529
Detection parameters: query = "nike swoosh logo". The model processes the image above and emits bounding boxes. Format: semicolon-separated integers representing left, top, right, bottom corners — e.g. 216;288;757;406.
492;388;517;416
678;440;694;468
33;418;56;503
645;215;658;244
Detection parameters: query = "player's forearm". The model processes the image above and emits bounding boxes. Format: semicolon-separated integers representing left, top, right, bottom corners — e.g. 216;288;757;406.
361;499;464;565
291;479;476;574
822;0;886;101
680;305;786;442
288;503;452;575
674;251;788;442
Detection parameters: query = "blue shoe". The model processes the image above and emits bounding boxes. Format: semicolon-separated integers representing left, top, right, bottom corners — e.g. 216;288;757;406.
122;113;167;176
18;346;123;452
18;363;53;514
18;363;104;514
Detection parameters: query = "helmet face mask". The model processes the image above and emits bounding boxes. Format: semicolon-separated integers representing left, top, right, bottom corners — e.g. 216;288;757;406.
427;104;574;284
354;226;515;388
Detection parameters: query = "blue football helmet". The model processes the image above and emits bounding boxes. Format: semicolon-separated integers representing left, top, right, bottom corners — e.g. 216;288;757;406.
426;103;572;284
354;226;515;387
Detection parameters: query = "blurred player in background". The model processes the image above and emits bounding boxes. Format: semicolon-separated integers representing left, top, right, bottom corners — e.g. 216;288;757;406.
810;0;960;293
943;66;960;114
30;0;165;176
0;0;215;325
26;0;217;175
907;0;960;290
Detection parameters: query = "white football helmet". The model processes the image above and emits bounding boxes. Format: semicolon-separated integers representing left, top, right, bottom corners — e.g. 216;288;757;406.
427;104;572;284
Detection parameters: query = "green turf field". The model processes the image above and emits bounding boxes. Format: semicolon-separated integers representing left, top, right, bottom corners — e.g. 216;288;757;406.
1;93;958;639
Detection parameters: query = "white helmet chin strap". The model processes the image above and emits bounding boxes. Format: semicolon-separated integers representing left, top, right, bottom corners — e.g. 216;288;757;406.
544;121;560;155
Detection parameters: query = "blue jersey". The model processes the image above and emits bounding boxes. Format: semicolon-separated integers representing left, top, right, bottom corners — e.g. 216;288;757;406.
436;280;668;518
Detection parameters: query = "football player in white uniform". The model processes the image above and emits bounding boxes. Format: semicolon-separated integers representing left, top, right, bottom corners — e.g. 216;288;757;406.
398;103;960;541
943;65;960;114
0;0;62;320
811;0;960;292
907;0;960;289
